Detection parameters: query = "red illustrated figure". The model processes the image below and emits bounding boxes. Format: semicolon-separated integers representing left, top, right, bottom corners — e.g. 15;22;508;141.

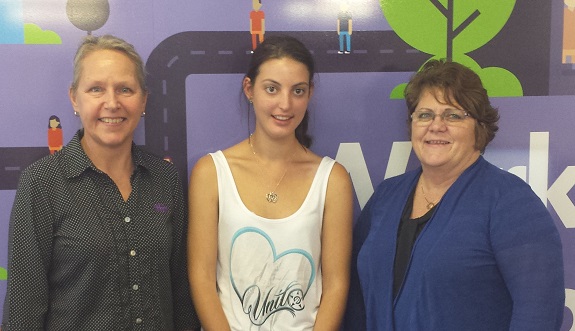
48;115;63;154
250;0;265;52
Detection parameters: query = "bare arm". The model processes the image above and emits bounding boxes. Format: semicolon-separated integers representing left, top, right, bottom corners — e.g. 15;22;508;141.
187;155;231;331
313;163;353;331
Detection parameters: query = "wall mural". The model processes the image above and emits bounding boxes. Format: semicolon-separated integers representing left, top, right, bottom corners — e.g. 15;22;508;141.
0;0;574;328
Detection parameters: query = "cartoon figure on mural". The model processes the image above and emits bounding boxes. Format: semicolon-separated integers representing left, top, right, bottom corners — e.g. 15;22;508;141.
337;2;352;54
47;115;63;155
249;0;265;52
563;0;575;64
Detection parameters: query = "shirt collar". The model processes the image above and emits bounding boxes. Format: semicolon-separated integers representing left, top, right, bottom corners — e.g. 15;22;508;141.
62;129;148;179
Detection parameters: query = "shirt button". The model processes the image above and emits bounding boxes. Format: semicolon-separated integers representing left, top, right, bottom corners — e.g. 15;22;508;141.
130;250;137;256
135;317;143;324
124;216;131;223
132;284;139;290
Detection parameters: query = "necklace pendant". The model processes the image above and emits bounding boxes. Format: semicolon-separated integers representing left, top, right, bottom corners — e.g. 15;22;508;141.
266;192;278;203
426;202;435;210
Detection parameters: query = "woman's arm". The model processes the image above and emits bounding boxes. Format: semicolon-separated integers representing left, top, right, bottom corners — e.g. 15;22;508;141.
2;168;52;329
492;184;564;331
187;155;231;331
169;166;201;330
314;163;353;331
342;187;380;331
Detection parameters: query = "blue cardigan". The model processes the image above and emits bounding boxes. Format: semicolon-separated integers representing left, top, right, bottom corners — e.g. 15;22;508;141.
345;157;564;331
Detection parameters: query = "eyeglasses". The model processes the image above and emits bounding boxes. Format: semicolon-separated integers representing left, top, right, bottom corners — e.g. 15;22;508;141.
411;109;471;126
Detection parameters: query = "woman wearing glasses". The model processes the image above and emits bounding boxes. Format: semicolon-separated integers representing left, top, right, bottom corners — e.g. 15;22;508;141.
344;59;564;330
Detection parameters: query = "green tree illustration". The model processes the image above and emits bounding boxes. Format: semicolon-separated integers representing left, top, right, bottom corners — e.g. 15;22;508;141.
384;0;523;98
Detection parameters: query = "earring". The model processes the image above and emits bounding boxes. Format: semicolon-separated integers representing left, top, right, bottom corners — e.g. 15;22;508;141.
74;111;79;117
249;99;253;104
141;112;146;117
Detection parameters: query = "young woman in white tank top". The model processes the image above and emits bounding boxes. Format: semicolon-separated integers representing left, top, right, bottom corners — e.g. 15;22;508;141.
187;35;353;331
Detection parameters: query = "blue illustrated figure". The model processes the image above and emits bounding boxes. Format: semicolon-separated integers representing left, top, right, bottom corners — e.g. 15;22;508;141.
337;3;352;54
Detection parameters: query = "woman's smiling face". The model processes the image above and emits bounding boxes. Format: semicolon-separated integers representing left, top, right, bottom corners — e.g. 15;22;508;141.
69;49;147;151
244;57;312;140
411;88;480;174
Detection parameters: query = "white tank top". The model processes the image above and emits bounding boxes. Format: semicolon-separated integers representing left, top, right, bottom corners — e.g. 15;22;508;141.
210;151;335;331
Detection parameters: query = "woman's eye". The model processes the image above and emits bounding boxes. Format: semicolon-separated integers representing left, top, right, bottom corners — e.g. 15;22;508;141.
444;110;466;121
294;88;305;96
418;112;433;119
265;86;277;93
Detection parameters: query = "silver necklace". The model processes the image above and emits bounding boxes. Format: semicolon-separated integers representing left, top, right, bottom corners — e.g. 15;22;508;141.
249;134;293;203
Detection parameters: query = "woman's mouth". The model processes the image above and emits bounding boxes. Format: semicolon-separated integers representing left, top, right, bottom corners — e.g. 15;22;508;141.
100;117;125;124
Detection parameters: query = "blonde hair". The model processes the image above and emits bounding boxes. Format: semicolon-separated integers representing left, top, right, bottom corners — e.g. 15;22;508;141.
70;34;147;95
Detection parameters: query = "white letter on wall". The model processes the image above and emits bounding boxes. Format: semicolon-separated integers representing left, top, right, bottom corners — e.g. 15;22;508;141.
336;143;373;209
548;166;575;228
385;142;412;180
529;132;549;206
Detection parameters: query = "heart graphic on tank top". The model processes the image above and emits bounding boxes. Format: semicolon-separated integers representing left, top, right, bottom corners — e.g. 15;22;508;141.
229;227;315;326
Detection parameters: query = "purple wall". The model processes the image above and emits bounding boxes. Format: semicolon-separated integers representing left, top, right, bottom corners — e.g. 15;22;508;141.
1;0;574;328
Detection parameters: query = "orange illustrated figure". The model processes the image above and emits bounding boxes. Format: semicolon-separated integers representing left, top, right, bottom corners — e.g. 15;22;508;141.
47;115;64;154
563;0;575;63
250;0;265;52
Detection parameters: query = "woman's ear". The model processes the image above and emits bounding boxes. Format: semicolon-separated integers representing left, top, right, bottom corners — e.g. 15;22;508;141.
242;77;253;101
309;81;314;99
69;88;78;112
142;90;149;107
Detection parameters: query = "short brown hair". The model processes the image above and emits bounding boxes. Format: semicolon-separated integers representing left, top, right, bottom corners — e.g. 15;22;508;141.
404;59;499;153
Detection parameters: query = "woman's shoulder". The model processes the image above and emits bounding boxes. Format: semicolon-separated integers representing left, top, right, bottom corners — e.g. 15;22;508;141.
375;168;419;191
476;158;532;191
137;147;179;176
221;138;252;157
188;155;218;196
20;152;67;183
24;152;60;171
219;140;253;170
328;159;350;181
325;161;353;202
191;153;218;177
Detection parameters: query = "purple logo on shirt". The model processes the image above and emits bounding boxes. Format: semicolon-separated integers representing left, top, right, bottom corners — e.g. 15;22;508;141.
154;203;169;213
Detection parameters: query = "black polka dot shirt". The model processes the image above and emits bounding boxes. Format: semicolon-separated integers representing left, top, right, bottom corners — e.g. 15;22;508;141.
2;130;199;330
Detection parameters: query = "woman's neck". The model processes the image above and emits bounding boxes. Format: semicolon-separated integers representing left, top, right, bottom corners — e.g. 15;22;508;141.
81;138;133;175
249;132;303;161
421;153;480;186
